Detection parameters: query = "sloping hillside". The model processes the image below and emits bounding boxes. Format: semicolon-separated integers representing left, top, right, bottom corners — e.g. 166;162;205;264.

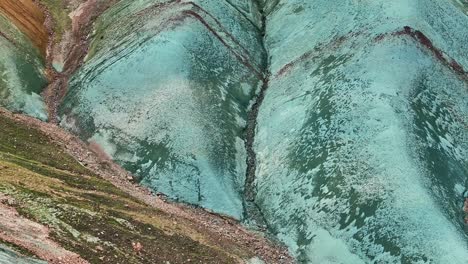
0;109;291;263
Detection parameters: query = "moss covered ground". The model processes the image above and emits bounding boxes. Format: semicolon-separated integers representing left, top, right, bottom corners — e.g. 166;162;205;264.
0;114;244;263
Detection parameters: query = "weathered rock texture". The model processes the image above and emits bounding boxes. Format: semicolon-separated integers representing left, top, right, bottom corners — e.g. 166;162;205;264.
253;0;468;263
60;0;266;218
1;0;467;263
0;108;291;263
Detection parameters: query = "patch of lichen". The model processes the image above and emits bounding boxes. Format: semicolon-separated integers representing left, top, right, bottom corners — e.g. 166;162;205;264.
51;206;234;263
0;115;246;263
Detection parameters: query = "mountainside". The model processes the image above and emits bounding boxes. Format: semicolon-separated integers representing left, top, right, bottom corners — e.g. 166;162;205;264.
0;108;290;263
59;0;265;219
0;0;467;263
254;0;468;263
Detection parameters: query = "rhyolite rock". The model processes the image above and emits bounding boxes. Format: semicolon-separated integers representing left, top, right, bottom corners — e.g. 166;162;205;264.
254;0;468;263
60;0;265;218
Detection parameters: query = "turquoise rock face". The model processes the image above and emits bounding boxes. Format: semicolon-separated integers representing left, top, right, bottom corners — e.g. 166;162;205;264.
0;14;48;121
59;0;468;261
255;0;468;263
60;0;265;218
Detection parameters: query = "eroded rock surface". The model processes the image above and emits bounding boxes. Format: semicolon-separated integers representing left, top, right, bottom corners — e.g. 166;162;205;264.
254;0;468;263
60;0;266;218
1;0;467;263
0;109;290;264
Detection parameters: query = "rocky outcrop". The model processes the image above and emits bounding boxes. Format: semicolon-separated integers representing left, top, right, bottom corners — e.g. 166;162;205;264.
58;0;468;261
2;0;467;263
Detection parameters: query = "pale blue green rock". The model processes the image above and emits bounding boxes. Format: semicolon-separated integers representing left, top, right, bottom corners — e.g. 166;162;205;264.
57;0;468;262
0;14;48;121
254;0;468;263
60;0;265;218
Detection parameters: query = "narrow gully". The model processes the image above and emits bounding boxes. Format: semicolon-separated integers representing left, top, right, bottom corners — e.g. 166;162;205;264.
33;0;62;124
37;1;116;124
242;1;271;228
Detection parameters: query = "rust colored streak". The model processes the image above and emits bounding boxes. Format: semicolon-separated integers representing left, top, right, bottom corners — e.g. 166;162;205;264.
450;59;465;75
41;0;119;123
276;26;467;79
183;10;265;80
275;33;358;78
184;2;260;70
394;26;444;61
0;29;17;46
276;50;315;77
137;1;264;79
392;26;467;77
0;0;48;55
